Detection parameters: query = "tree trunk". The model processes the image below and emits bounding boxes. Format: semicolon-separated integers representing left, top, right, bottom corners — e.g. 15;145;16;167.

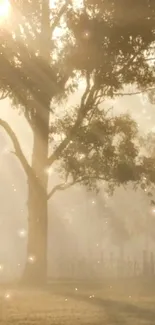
22;0;51;286
23;178;48;285
22;110;49;285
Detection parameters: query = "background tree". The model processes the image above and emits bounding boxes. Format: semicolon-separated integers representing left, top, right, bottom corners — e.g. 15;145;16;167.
0;0;155;284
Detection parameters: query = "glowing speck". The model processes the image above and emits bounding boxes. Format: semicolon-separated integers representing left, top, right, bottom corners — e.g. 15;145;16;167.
28;255;36;263
18;229;27;238
45;167;54;175
2;147;9;154
4;292;11;300
83;30;91;39
75;288;78;291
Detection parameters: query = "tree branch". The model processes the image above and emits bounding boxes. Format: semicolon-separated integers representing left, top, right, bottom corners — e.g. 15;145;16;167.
0;90;9;100
0;119;31;175
47;83;96;167
48;181;75;199
80;72;91;107
51;0;71;36
48;174;108;199
114;87;155;97
24;110;34;130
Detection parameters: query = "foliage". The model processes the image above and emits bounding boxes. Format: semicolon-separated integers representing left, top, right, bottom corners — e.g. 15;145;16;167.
0;1;155;194
53;109;140;192
66;0;155;94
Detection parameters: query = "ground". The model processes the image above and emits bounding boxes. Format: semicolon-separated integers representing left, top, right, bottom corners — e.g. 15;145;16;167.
0;279;155;324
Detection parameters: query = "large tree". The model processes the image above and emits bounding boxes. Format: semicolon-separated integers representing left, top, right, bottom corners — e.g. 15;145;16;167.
0;0;155;284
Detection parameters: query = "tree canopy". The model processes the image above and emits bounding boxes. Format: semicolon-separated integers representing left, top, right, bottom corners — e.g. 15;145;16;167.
0;0;154;196
0;1;154;194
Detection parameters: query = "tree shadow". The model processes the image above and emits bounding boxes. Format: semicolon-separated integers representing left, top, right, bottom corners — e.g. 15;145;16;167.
49;286;155;324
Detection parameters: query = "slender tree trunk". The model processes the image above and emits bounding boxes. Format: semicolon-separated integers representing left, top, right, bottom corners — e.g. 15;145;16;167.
119;244;125;277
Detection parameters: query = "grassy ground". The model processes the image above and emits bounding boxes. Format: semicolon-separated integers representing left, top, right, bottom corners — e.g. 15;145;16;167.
0;278;155;324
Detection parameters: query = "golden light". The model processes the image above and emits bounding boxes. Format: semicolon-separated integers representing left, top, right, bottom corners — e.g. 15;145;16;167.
0;0;10;20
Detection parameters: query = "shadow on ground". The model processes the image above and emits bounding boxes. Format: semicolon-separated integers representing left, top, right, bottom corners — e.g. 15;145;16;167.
49;283;155;325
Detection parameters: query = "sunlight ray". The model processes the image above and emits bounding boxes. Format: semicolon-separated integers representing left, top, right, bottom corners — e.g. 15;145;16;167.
0;0;10;20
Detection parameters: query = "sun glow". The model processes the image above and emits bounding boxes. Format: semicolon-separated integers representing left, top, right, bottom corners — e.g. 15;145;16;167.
0;0;10;20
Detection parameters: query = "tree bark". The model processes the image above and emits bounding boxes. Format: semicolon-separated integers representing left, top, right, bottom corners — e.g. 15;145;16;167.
23;178;48;285
22;104;50;285
22;0;51;286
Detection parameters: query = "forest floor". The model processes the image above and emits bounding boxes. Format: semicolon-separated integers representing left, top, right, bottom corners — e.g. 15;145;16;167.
0;278;155;324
